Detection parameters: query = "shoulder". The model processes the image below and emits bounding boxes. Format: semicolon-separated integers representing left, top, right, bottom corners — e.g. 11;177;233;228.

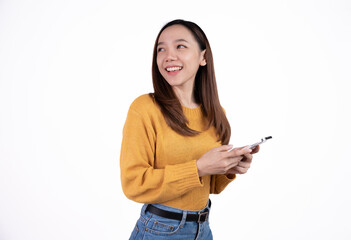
129;93;159;115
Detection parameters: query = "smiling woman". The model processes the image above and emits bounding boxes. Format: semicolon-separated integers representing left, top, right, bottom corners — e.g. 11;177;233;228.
120;19;259;240
156;26;206;94
151;20;230;140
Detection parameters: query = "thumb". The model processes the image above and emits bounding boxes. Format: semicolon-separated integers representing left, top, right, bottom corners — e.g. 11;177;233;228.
217;144;234;152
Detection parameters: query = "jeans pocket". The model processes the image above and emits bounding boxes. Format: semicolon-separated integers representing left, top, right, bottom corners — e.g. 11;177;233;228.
129;224;139;240
147;216;181;236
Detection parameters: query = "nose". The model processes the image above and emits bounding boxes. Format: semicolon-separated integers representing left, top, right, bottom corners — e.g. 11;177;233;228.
165;49;177;62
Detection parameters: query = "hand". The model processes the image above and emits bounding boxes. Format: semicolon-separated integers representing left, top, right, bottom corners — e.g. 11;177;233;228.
226;145;260;175
196;145;252;177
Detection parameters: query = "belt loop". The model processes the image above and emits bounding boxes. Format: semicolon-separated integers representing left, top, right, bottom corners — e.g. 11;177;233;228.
141;204;148;215
179;210;188;228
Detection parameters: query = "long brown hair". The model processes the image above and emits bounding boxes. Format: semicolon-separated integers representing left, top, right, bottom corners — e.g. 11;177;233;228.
151;19;231;145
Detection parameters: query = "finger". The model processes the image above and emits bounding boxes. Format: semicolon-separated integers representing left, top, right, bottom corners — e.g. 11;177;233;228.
229;147;252;157
237;145;249;150
232;166;249;174
237;161;251;169
251;145;260;154
217;144;234;152
225;168;237;175
225;156;243;170
242;153;253;163
226;167;242;175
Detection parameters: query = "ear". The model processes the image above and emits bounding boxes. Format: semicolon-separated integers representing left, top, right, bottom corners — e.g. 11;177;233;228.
200;49;207;66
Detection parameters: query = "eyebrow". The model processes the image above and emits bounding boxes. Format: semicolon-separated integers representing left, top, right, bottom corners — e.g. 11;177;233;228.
157;39;189;46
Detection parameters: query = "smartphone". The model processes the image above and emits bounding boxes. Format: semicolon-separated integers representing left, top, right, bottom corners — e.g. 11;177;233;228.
243;136;272;150
228;136;272;152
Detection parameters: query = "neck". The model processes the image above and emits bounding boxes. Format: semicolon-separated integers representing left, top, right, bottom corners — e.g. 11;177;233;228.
172;86;199;109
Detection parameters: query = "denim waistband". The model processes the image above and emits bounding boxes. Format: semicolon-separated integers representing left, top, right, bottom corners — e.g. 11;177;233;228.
142;199;211;216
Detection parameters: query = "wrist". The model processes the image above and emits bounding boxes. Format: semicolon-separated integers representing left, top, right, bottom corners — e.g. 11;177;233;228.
196;160;205;177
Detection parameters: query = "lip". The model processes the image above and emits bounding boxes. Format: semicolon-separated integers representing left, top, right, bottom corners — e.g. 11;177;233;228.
164;65;183;75
165;65;183;70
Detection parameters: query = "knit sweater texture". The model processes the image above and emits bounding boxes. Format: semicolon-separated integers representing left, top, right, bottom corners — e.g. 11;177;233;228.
120;94;235;211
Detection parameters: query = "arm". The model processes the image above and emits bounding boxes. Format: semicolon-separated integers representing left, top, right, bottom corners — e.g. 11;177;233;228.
120;108;203;204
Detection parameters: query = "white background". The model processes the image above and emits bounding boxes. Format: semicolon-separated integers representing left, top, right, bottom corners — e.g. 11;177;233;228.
1;0;350;239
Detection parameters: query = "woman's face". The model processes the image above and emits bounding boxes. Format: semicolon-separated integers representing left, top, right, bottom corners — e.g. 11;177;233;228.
156;24;206;90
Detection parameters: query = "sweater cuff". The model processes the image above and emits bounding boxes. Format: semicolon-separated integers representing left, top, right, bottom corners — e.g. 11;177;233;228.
166;160;203;192
214;174;236;194
225;174;236;179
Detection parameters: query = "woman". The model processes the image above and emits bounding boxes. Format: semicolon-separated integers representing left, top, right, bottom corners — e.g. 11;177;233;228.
120;19;259;240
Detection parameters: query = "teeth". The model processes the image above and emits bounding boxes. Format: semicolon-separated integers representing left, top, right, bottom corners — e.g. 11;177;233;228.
166;66;182;72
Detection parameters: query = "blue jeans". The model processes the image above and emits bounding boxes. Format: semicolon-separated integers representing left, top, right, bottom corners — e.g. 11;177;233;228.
129;201;213;240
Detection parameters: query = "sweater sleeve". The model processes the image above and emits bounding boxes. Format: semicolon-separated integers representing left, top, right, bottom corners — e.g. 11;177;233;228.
210;174;236;194
120;107;203;204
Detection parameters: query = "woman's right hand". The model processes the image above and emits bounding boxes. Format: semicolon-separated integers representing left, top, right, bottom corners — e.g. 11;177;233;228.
196;145;252;177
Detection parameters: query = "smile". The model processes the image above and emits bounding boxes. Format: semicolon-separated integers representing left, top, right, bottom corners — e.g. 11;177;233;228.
166;66;183;72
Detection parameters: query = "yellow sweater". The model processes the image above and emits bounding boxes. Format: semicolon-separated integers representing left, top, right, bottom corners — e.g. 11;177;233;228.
120;94;235;211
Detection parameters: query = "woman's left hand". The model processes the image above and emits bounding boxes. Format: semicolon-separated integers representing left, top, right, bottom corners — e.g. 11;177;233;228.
226;145;260;175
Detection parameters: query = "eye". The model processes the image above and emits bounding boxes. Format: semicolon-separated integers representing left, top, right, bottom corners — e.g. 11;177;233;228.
177;44;186;49
157;47;165;52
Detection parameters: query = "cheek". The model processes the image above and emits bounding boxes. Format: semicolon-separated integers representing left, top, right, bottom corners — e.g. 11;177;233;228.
156;56;164;72
186;57;201;72
185;53;202;67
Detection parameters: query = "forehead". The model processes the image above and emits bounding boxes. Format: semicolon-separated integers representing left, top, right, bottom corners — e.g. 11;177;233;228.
158;24;197;44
